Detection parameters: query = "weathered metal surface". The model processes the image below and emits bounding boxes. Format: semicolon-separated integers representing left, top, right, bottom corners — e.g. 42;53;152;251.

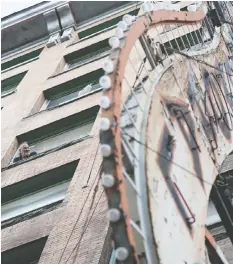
99;2;233;264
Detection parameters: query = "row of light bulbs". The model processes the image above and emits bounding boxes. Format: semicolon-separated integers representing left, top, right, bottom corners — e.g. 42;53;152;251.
98;2;202;261
98;12;137;262
98;14;137;163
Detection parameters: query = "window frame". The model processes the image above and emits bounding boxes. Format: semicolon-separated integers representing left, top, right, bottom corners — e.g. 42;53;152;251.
1;179;71;223
11;112;97;165
1;48;43;73
41;83;102;111
1;88;17;98
69;25;116;47
1;71;27;98
2;160;78;227
7;106;99;168
64;44;110;72
1;56;39;74
27;118;95;150
11;119;94;164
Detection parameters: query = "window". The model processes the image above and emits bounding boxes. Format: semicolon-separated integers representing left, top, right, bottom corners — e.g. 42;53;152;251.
13;106;99;163
2;160;78;228
1;48;43;72
78;9;139;39
42;69;104;110
64;39;110;71
2;237;48;264
1;71;27;97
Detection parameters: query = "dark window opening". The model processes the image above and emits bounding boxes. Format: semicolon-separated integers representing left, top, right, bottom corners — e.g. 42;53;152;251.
2;160;78;228
11;106;99;164
64;39;110;70
1;71;27;97
2;48;43;72
2;237;48;264
43;69;104;110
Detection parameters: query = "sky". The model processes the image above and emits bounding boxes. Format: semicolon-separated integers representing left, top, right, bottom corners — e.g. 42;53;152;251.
1;0;43;18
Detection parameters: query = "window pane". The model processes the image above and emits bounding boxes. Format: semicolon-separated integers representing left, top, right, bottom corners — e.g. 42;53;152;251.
2;48;43;71
67;47;110;69
31;121;94;153
1;72;27;96
47;90;80;109
46;83;101;109
1;85;17;96
2;181;70;222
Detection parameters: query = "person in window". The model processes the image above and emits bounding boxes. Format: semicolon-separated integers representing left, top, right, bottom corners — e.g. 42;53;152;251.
13;142;37;163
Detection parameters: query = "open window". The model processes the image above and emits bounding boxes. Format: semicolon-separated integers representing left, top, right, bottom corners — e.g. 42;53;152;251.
2;237;48;264
12;106;99;164
2;160;78;228
63;39;110;71
41;69;104;111
1;71;27;97
1;48;43;73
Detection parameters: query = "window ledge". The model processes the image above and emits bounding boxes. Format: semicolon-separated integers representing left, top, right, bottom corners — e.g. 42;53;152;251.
1;135;93;172
1;89;17;98
23;88;102;120
1;200;63;229
49;52;110;79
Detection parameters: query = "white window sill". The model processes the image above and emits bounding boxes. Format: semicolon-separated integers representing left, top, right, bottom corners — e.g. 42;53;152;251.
1;89;17;98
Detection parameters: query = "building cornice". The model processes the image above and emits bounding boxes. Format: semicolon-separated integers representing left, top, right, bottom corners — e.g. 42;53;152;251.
1;1;67;30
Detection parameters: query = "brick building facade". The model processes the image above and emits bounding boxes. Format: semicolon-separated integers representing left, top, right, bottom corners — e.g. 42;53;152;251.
1;2;139;263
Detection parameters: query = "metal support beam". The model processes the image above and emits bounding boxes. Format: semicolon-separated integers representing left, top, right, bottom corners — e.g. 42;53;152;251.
139;34;157;70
